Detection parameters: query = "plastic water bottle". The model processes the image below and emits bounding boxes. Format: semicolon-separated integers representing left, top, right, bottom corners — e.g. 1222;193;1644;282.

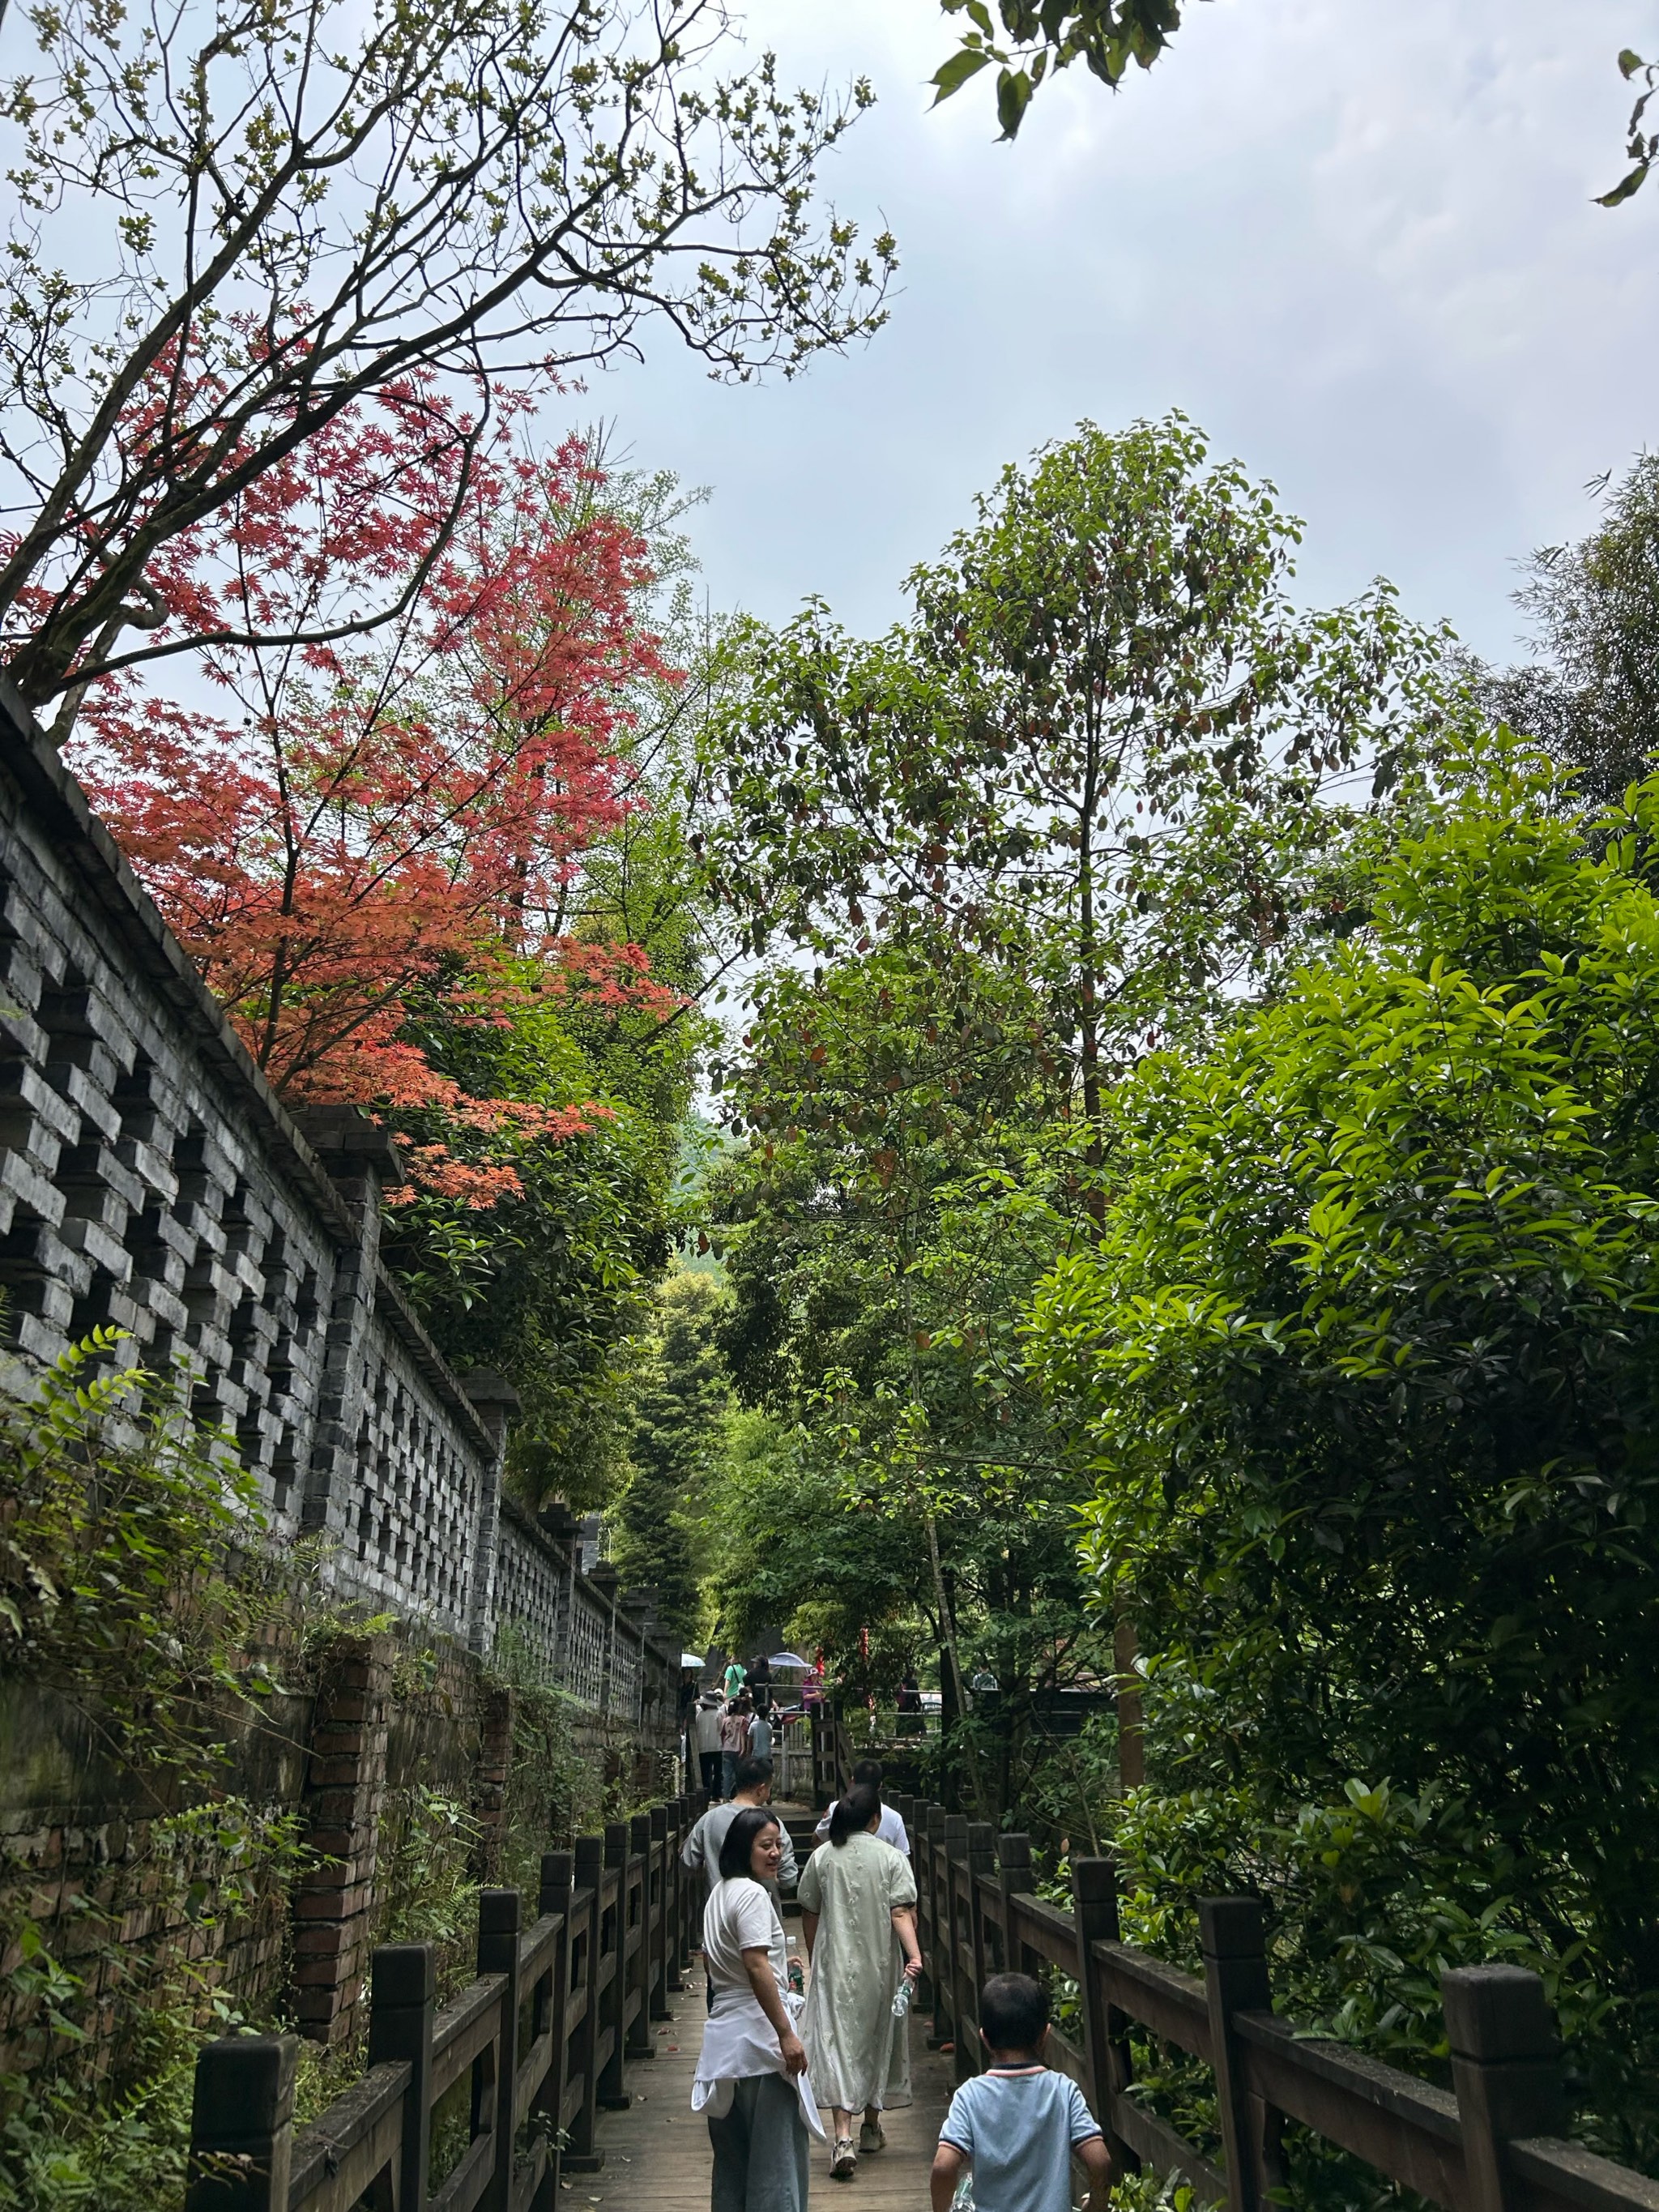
892;1975;915;2020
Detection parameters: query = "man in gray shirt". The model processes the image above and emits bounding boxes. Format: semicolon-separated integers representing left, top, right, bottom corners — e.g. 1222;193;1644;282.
682;1757;799;1893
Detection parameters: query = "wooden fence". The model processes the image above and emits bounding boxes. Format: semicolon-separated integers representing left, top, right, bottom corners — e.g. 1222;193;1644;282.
809;1699;854;1809
183;1791;706;2212
898;1791;1659;2212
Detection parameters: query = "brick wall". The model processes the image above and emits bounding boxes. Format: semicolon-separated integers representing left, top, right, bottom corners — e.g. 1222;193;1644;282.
0;680;686;2058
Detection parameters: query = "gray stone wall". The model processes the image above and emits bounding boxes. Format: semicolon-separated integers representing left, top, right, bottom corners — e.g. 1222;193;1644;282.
0;679;676;1722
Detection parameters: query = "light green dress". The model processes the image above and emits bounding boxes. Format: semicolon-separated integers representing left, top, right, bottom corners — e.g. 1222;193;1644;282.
797;1832;919;2114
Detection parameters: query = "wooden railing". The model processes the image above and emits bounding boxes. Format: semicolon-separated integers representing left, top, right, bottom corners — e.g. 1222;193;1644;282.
897;1792;1659;2212
808;1701;854;1807
183;1791;706;2212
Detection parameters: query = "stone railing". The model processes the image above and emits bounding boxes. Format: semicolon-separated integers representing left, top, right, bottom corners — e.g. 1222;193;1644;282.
0;678;677;1731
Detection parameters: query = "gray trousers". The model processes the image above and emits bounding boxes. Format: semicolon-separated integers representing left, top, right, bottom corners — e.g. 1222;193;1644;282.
706;2072;810;2212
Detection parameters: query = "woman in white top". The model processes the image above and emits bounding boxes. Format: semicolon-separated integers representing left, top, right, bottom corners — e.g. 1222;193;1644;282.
797;1783;923;2183
692;1805;822;2210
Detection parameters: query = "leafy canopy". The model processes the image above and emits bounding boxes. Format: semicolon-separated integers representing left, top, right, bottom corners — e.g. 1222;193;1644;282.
71;410;679;1200
1029;739;1659;2030
1481;451;1659;806
932;0;1184;140
702;415;1462;1189
0;0;894;707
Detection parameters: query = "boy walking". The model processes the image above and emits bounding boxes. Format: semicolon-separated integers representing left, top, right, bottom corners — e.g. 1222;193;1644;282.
930;1974;1111;2212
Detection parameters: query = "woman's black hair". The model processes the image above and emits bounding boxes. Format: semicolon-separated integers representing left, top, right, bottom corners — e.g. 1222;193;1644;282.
829;1782;882;1847
718;1805;782;1882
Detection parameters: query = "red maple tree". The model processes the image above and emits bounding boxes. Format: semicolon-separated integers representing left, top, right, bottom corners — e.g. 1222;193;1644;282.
70;378;684;1202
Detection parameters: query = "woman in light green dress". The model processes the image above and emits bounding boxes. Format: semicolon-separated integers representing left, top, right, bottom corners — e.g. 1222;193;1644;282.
797;1783;923;2182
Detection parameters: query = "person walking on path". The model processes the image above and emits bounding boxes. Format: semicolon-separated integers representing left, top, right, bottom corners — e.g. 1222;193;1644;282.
683;1759;799;1895
694;1690;725;1798
691;1805;823;2212
797;1782;923;2184
747;1699;774;1764
930;1972;1111;2212
814;1757;911;1856
723;1655;748;1701
720;1694;753;1800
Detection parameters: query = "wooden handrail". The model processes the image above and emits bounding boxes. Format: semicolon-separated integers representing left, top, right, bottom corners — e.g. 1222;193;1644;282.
889;1793;1659;2212
184;1789;707;2212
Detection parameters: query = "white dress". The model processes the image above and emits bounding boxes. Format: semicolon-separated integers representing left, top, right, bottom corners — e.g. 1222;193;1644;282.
692;1877;825;2140
797;1833;918;2114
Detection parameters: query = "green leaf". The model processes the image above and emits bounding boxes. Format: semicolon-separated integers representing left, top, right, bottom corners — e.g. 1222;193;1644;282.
1619;48;1648;80
1597;162;1652;208
996;66;1035;139
931;45;996;104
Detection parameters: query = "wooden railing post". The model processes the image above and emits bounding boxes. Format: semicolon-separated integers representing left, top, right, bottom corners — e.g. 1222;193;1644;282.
531;1851;574;2212
924;1806;951;2048
650;1804;673;2017
367;1942;435;2212
478;1889;522;2212
944;1813;971;2081
965;1821;998;2067
627;1812;654;2055
186;2034;296;2212
1071;1857;1138;2177
893;1792;915;1854
598;1820;631;2107
664;1799;685;1990
1444;1966;1567;2212
906;1800;931;2001
996;1830;1034;1981
1199;1898;1277;2212
562;1834;606;2174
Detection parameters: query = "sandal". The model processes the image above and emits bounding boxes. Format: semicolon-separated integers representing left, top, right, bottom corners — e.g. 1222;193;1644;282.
859;2120;885;2153
831;2137;858;2180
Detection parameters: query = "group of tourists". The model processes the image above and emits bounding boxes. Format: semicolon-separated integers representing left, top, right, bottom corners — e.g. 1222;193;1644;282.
692;1685;781;1800
683;1753;1111;2211
690;1655;786;1800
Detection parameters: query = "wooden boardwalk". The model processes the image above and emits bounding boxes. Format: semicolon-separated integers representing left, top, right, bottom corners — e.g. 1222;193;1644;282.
580;1929;955;2211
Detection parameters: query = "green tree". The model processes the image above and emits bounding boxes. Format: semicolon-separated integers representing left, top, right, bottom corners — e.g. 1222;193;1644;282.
703;416;1462;1804
1483;452;1659;805
709;939;1110;1823
703;416;1457;1220
610;1267;733;1639
930;1;1183;141
382;461;727;1507
0;0;893;711
1028;737;1659;2154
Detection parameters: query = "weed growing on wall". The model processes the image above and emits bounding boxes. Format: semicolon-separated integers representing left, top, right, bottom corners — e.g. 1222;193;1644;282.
372;1787;483;1998
489;1629;604;1886
0;1333;309;2209
0;1331;292;1778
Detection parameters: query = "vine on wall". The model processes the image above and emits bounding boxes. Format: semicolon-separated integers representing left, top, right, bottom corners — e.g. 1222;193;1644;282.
0;1334;311;2208
0;1335;675;2210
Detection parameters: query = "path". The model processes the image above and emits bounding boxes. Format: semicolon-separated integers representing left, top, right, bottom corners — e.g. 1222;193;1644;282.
581;1856;954;2210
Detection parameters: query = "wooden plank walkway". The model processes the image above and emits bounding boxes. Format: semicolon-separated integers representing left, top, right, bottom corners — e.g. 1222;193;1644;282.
578;1928;955;2210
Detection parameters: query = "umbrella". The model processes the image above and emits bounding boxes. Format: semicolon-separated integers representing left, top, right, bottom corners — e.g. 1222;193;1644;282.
680;1652;705;1668
766;1651;813;1671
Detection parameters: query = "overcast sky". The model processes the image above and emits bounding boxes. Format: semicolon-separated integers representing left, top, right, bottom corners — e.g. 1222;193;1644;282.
600;0;1659;668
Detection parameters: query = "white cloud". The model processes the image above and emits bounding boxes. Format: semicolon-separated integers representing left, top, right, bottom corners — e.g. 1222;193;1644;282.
601;1;1659;662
